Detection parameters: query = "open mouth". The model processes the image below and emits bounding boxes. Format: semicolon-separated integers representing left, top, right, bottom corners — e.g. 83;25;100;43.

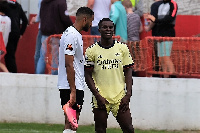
105;32;112;36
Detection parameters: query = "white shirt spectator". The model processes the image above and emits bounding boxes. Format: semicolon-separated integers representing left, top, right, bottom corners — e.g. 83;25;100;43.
0;15;11;46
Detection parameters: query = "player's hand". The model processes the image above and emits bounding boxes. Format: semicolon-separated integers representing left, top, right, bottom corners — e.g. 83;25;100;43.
69;91;76;107
96;94;108;110
119;95;131;113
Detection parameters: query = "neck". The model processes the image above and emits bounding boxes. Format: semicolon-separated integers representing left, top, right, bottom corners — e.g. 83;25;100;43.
101;38;113;47
73;22;82;33
0;12;5;16
127;8;133;14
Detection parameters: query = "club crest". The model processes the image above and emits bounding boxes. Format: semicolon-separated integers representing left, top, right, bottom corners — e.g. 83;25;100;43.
66;44;73;51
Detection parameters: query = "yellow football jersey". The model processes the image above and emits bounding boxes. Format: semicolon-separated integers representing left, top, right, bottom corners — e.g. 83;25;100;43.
85;41;134;104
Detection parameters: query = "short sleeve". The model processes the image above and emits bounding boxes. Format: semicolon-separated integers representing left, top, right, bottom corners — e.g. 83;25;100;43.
122;44;134;68
84;47;95;68
63;33;77;56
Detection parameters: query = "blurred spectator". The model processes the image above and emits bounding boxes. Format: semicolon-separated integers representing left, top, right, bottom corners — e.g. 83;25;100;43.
110;0;127;42
36;0;72;74
147;0;178;78
29;0;42;73
4;0;28;73
144;0;162;77
0;1;11;72
87;0;111;35
122;0;143;76
144;0;162;35
122;0;143;17
122;0;143;42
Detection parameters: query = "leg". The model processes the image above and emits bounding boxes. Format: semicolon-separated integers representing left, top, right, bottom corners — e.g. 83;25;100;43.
116;108;134;133
165;56;175;73
93;108;108;133
157;42;169;77
0;62;9;72
34;29;42;73
159;56;169;78
50;37;59;75
153;41;160;77
162;41;175;77
60;89;84;132
35;35;48;74
5;32;20;73
64;114;72;130
165;41;175;74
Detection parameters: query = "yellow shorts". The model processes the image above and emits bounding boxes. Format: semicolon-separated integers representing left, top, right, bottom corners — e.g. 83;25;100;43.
92;97;121;117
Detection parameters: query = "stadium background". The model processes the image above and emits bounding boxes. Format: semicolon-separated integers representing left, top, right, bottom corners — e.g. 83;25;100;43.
0;0;200;130
5;0;199;74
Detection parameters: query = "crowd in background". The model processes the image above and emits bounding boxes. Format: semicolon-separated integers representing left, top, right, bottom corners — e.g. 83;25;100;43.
1;0;199;75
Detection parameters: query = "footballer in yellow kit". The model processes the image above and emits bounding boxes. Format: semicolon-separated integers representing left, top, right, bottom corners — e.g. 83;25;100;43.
85;40;133;116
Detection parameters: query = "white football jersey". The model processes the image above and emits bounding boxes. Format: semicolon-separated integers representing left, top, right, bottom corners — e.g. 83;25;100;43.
58;26;85;90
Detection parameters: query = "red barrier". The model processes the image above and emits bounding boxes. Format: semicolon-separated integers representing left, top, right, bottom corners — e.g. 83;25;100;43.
45;34;121;74
129;37;200;78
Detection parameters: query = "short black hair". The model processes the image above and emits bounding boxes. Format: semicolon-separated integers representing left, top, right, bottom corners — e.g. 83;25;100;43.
98;18;114;28
76;7;94;17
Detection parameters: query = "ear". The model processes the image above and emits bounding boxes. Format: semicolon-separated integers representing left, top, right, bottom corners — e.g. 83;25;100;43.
98;28;101;33
83;17;87;23
80;17;86;27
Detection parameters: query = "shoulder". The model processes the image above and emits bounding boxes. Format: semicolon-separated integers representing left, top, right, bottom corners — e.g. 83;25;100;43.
114;41;130;54
5;16;11;22
114;41;128;48
58;0;67;5
151;1;162;8
63;27;76;36
131;13;140;19
61;27;78;41
16;2;22;8
86;42;99;51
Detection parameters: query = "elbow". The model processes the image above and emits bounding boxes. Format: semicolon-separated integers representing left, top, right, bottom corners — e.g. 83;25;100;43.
65;62;73;70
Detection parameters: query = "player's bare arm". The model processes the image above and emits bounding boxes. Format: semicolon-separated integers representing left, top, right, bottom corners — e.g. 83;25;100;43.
65;54;76;107
85;68;108;110
120;67;133;113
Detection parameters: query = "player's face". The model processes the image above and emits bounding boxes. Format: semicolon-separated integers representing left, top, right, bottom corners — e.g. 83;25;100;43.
82;15;94;32
99;21;114;39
